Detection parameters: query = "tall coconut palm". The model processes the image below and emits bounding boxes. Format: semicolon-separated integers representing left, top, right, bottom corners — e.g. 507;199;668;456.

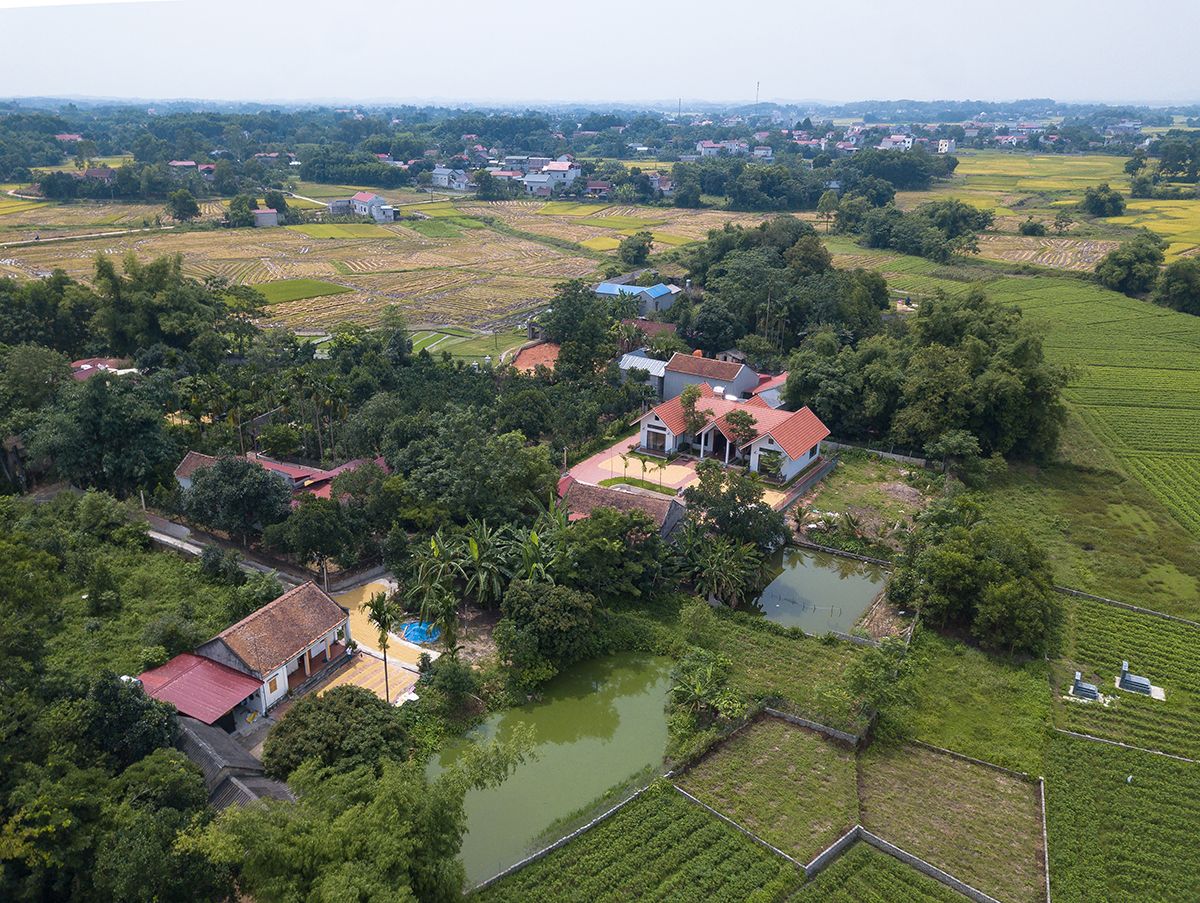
364;590;401;703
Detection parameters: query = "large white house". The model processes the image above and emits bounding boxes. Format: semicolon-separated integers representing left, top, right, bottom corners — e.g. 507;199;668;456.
327;191;395;222
431;166;471;190
635;383;830;482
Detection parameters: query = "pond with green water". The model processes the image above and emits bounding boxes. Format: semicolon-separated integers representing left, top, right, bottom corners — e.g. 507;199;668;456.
753;547;888;634
427;653;671;885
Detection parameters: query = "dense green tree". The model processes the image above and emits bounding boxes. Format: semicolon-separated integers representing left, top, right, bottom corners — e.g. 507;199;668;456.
262;686;408;780
617;230;654;266
553;507;666;603
183;456;292;545
539;280;616;378
265;495;353;587
1155;258;1200;315
166;188;200;222
29;375;176;497
1079;182;1127;217
495;579;599;687
1095;232;1166;295
682;459;787;552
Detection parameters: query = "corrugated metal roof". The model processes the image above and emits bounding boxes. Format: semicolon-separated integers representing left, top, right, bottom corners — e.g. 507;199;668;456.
618;352;667;378
139;654;261;724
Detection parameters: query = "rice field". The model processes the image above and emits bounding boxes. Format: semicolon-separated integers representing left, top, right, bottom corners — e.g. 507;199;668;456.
1106;198;1200;260
256;278;353;305
287;223;398;239
3;215;600;329
896;150;1200;261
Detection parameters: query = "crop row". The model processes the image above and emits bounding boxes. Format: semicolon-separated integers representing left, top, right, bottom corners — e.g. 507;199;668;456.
1077;406;1200;453
476;789;801;902
1045;733;1200;902
1117;453;1200;538
789;843;965;903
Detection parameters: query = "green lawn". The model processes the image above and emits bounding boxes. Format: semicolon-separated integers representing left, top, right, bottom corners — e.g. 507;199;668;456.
1044;732;1200;903
256;278;352;305
407;219;462;238
677;719;858;863
598;477;677;496
788;843;966;902
904;631;1052;775
475;787;802;902
286;223;396;239
858;742;1046;903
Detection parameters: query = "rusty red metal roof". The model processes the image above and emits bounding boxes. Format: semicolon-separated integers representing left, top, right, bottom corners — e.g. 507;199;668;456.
139;653;262;724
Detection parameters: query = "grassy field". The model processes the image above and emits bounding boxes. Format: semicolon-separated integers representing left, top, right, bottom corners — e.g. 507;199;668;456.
1044;732;1200;902
1052;597;1200;759
858;743;1046;903
475;787;802;902
713;614;871;734
256;278;352;305
904;632;1052;775
677;719;859;863
950;150;1129;193
987;275;1200;547
824;238;1200;613
788;843;966;902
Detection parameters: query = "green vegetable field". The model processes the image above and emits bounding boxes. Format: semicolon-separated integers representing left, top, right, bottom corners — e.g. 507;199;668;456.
1045;733;1200;902
789;843;966;902
1054;598;1200;759
475;787;803;902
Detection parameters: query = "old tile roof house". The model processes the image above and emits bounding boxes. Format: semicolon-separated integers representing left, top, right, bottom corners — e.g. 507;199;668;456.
194;582;352;714
662;351;759;400
557;475;685;538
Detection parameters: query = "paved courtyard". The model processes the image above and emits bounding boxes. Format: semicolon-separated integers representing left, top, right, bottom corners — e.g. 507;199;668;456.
569;437;697;494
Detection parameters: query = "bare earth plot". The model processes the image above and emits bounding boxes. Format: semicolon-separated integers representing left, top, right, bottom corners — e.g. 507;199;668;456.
975;233;1120;271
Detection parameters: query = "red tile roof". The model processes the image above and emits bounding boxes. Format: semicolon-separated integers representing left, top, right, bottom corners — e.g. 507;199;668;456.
664;352;746;381
558;476;682;531
200;582;347;676
753;371;788;394
174;450;218;480
244;452;324;482
642;386;829;459
70;356;132;381
512;341;560;373
139;653;262;724
351;191;379;203
622;318;677;338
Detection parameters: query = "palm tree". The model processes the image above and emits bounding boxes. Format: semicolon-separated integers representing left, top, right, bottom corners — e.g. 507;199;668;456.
461;518;514;609
364;590;401;703
691;538;763;608
408;530;465;655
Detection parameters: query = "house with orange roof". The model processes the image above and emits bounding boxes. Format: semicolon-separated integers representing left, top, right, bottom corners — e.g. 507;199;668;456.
635;383;829;482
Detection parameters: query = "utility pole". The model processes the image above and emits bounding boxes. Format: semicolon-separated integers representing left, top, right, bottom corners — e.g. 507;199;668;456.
756;81;760;105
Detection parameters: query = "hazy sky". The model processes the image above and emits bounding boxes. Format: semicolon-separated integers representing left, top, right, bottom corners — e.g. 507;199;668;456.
2;0;1198;106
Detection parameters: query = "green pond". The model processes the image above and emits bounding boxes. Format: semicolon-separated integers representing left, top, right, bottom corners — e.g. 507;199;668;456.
754;547;888;634
427;653;671;885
